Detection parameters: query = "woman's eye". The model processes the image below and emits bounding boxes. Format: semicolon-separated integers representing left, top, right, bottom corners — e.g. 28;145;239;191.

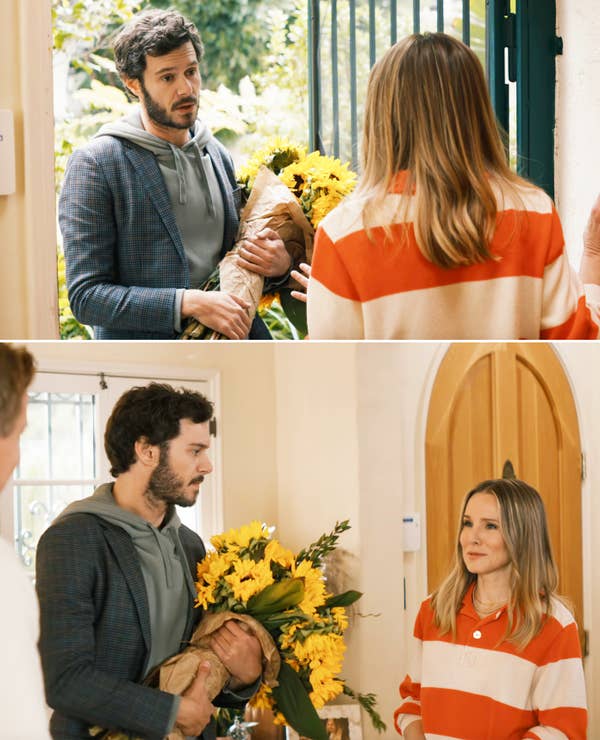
462;520;472;527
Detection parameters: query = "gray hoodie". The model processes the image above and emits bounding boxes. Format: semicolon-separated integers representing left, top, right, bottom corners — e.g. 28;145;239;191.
95;110;226;330
58;483;196;679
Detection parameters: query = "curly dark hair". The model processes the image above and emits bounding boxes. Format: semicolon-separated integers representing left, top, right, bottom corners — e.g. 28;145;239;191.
113;8;204;83
0;343;35;436
105;383;213;477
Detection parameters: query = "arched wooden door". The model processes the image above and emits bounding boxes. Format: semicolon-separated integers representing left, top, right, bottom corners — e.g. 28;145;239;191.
425;343;583;640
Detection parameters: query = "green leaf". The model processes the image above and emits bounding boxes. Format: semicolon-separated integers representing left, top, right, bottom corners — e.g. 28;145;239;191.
279;288;308;335
258;608;306;631
247;578;304;616
272;662;328;740
324;590;362;608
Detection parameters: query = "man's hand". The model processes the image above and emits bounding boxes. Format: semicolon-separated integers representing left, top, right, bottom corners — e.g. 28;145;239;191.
237;228;292;278
175;661;215;736
209;620;262;688
182;290;251;339
290;262;311;303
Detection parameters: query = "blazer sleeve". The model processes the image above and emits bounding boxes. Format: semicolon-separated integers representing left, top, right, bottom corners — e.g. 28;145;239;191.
36;517;177;740
59;146;179;334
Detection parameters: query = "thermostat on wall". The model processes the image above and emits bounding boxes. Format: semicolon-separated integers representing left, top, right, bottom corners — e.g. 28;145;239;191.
0;110;16;195
402;513;420;552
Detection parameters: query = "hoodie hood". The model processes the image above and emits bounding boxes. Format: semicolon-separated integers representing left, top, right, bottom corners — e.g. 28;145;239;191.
58;482;183;572
95;108;213;209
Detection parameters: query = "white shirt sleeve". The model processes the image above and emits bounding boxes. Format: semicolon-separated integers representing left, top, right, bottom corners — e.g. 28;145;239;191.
0;540;51;739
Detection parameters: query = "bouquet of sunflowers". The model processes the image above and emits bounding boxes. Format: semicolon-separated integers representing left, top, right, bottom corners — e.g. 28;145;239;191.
91;520;384;740
179;139;356;340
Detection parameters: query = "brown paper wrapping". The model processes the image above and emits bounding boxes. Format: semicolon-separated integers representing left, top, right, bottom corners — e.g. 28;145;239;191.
91;613;280;740
238;166;314;294
180;166;313;340
162;612;281;740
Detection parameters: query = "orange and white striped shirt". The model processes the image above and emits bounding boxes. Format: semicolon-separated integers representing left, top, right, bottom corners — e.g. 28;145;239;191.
394;584;587;739
308;173;600;339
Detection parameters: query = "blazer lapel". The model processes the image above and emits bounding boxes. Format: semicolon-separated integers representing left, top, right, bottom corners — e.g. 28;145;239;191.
122;143;189;271
104;526;152;656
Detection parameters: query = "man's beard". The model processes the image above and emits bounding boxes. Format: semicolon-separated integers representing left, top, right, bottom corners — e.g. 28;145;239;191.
145;446;203;508
140;80;198;131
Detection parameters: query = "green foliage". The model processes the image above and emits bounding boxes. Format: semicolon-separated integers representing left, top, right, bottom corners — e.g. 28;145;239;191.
53;0;141;54
56;249;92;340
296;520;352;569
258;297;305;341
342;685;387;733
247;579;305;617
147;0;297;92
271;663;328;740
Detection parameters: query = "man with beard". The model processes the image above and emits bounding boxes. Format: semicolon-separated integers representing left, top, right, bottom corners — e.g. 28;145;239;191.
59;9;291;339
36;383;262;739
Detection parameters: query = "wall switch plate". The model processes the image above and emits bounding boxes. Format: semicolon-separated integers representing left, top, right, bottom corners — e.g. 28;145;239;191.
402;512;420;552
0;110;16;195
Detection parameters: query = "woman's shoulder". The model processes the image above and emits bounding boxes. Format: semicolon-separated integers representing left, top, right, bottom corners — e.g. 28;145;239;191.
548;595;578;629
491;175;555;216
317;191;368;241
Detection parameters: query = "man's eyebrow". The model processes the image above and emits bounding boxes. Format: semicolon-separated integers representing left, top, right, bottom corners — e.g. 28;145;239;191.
154;63;198;75
188;442;209;449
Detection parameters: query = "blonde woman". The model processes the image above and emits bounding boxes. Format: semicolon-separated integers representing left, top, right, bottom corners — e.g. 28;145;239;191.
394;478;587;740
307;33;600;339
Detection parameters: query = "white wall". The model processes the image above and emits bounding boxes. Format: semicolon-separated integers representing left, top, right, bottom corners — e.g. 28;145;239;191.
552;343;600;730
556;0;600;268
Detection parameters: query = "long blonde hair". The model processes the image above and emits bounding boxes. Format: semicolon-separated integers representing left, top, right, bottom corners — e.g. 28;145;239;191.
431;478;562;650
359;33;526;268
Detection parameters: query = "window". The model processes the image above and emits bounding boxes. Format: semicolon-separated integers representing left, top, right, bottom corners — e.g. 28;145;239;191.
309;0;559;196
0;368;222;577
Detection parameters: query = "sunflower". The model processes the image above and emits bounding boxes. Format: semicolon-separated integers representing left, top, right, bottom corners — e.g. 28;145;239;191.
237;137;307;194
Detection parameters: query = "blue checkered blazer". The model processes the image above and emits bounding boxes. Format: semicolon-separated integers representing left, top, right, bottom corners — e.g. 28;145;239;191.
36;514;247;739
59;134;270;340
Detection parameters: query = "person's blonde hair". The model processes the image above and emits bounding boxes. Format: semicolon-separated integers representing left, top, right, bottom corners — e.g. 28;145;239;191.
359;32;527;268
431;478;562;651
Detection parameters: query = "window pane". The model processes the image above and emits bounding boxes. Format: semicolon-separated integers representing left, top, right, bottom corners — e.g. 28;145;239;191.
17;392;96;481
15;483;96;575
49;394;96;479
19;393;50;479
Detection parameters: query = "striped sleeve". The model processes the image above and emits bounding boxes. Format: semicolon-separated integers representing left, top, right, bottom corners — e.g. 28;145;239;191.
523;612;587;740
393;608;424;735
539;208;600;339
307;226;365;339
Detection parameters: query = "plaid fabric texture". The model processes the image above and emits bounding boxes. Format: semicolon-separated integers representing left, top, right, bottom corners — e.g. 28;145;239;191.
59;135;241;340
36;513;209;739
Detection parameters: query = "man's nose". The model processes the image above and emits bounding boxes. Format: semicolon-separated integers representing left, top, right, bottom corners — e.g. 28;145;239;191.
177;78;194;96
198;454;213;474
